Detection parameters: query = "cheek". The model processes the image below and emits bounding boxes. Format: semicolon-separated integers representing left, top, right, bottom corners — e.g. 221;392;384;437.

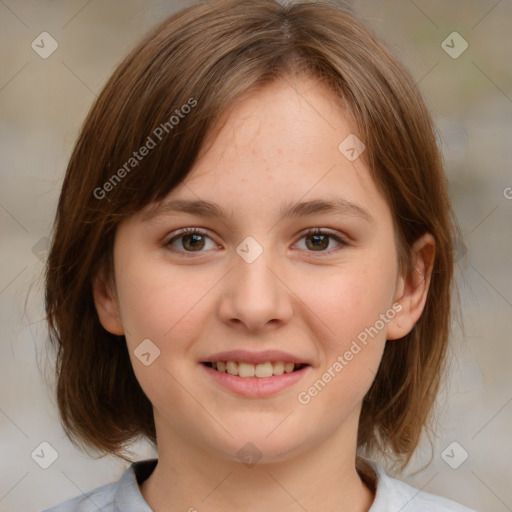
114;259;210;408
114;256;187;344
302;259;397;347
296;270;394;415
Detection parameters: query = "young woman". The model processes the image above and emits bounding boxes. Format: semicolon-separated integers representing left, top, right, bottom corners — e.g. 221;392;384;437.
42;1;474;510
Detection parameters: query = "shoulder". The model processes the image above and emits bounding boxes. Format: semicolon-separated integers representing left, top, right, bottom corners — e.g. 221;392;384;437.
38;458;158;512
366;460;476;512
38;481;117;512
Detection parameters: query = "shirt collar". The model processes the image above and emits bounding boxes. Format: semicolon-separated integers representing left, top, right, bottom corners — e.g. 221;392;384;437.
113;458;158;511
112;457;399;511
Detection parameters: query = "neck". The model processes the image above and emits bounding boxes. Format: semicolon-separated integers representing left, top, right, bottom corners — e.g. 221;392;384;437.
140;410;376;512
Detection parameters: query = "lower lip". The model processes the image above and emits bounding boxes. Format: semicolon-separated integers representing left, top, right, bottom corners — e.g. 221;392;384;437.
200;363;311;398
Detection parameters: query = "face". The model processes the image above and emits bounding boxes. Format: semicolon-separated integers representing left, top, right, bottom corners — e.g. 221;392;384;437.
95;76;422;465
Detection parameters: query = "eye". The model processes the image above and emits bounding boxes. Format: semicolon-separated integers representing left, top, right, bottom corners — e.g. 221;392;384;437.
165;228;219;254
164;227;349;256
294;228;348;255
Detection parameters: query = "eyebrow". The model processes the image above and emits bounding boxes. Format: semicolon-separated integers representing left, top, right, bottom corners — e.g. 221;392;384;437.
142;196;374;224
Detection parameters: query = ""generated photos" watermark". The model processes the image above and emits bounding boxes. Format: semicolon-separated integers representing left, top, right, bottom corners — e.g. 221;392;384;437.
297;303;402;405
93;97;197;200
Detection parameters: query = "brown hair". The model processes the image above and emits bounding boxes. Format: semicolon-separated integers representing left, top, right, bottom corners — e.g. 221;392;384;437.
45;0;458;469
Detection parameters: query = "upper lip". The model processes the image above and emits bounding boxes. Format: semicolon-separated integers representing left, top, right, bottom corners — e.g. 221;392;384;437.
202;349;311;365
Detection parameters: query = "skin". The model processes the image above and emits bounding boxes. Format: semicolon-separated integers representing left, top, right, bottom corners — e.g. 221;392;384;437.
94;75;435;512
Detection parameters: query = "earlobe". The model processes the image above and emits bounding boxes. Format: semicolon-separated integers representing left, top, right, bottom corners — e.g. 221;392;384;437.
92;269;124;336
387;233;436;341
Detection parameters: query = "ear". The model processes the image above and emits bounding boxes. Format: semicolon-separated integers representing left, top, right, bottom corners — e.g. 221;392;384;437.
92;265;124;336
387;232;436;340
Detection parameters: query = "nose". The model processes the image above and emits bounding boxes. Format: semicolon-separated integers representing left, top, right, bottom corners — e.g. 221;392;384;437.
217;246;294;333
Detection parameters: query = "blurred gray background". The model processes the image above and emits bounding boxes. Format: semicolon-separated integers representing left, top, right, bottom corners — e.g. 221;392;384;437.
1;0;511;511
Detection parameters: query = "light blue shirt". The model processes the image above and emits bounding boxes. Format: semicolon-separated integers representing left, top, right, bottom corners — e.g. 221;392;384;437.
40;458;476;511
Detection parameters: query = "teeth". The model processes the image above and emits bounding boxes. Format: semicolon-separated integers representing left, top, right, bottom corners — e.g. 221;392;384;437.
255;362;273;378
284;362;295;374
226;361;239;376
272;361;284;375
239;362;255;378
209;360;304;378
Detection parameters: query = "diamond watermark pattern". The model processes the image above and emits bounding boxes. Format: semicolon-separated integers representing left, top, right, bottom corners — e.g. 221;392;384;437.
31;32;59;59
32;237;50;262
441;32;468;59
441;441;469;469
236;442;262;468
134;338;161;366
338;134;366;162
236;236;263;264
31;441;59;469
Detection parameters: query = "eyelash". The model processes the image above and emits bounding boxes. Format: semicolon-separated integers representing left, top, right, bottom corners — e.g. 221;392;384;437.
164;227;349;257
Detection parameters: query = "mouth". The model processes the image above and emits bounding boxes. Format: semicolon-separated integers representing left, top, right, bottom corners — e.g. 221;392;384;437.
202;361;309;378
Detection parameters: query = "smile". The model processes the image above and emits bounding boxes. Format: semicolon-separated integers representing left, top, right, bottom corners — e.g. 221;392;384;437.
203;361;308;378
201;361;311;398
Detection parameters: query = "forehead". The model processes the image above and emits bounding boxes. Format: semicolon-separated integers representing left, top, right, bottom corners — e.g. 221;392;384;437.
196;76;356;167
141;77;392;229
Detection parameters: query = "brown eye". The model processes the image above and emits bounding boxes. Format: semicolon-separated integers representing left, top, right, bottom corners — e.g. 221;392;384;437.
305;233;330;251
295;228;348;254
166;228;218;253
181;233;206;251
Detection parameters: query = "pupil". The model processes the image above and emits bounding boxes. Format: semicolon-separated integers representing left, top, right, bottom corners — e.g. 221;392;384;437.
184;234;204;251
307;234;328;251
